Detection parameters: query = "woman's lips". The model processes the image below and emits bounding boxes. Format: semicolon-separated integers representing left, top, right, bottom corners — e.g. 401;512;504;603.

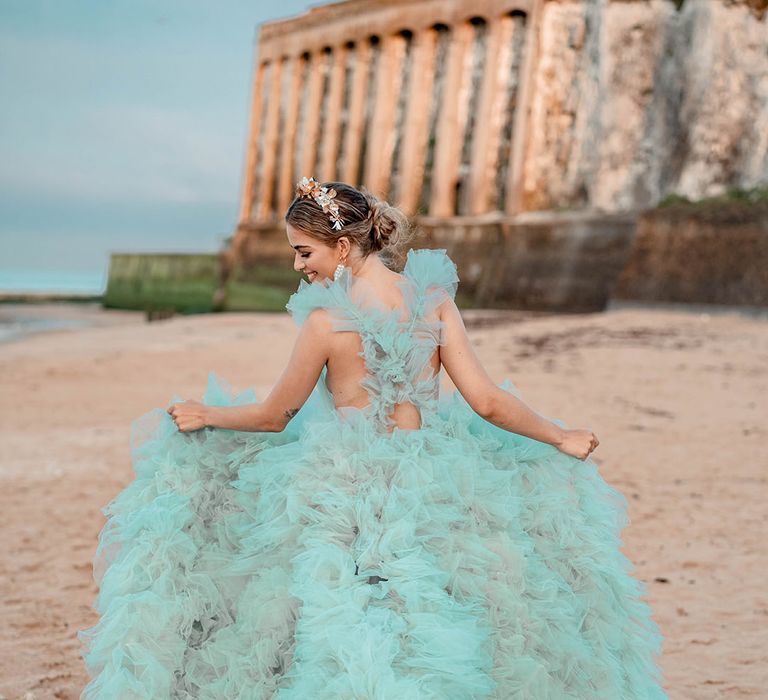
306;272;317;281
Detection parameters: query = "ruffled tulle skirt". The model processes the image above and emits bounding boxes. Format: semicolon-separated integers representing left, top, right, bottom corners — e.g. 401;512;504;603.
78;373;667;699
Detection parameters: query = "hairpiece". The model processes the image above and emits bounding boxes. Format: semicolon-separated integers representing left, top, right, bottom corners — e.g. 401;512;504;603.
296;176;344;230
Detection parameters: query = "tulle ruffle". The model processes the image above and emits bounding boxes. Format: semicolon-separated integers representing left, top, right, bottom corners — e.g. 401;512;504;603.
79;373;666;699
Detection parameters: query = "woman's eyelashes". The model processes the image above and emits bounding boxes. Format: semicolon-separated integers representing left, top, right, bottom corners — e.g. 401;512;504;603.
300;252;311;259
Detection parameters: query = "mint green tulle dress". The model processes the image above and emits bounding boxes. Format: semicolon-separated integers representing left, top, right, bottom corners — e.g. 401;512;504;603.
78;248;667;699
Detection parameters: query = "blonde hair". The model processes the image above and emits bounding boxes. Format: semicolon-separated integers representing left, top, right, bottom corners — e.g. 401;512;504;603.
286;181;414;267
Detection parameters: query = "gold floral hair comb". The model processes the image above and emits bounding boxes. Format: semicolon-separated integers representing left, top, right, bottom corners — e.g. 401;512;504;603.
296;176;344;231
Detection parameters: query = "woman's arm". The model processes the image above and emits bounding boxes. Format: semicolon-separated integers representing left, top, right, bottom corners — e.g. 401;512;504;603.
169;310;331;433
439;297;597;458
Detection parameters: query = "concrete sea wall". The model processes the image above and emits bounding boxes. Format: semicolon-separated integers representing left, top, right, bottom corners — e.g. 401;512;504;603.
105;199;768;314
614;198;768;306
104;254;222;313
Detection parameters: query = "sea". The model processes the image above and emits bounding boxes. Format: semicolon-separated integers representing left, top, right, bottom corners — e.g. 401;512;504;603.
0;269;106;296
0;269;108;343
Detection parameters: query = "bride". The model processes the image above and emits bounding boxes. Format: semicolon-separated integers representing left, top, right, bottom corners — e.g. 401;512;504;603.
78;178;666;699
169;180;597;457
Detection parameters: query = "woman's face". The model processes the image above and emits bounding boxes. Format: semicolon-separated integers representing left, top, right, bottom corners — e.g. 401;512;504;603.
286;223;344;283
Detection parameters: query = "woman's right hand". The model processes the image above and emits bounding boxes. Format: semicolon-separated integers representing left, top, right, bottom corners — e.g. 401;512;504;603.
555;429;599;460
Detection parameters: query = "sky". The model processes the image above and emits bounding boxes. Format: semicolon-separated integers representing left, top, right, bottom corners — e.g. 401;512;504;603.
0;0;316;291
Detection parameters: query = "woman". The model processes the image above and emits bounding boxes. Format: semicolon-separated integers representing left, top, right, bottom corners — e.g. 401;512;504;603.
78;178;667;698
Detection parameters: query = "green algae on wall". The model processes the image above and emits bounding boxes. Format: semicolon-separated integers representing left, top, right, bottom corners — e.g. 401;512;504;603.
104;253;221;313
104;253;302;313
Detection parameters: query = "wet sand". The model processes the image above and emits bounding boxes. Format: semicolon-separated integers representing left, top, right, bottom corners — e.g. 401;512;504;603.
0;305;765;699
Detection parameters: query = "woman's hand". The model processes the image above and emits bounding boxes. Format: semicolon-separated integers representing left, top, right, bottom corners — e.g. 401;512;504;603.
555;429;599;460
167;399;209;433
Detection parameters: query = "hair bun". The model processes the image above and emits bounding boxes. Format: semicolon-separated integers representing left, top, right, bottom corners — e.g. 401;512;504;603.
369;200;383;247
363;191;408;253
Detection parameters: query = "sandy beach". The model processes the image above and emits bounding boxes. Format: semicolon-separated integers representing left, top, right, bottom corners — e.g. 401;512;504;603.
0;304;765;699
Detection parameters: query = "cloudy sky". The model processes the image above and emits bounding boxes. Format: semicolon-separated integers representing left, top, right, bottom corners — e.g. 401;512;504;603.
0;0;315;290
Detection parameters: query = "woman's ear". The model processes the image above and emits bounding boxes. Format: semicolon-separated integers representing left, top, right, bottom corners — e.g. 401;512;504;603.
336;236;351;257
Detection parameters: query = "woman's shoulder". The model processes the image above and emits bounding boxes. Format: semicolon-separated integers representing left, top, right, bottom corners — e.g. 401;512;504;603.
402;247;459;301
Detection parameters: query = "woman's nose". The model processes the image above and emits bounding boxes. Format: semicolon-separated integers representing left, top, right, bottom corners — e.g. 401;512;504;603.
293;256;303;272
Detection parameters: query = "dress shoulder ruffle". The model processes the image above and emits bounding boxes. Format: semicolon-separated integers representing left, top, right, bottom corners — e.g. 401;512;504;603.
403;247;459;301
284;271;359;328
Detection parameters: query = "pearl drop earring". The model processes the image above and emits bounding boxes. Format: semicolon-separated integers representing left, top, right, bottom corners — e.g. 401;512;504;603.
333;254;347;282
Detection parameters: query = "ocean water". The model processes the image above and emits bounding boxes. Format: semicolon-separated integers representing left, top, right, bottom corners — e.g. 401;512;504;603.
0;312;90;344
0;271;108;342
0;269;106;295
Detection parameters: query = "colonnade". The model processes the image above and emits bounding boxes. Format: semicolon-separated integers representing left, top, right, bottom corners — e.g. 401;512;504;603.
239;0;541;224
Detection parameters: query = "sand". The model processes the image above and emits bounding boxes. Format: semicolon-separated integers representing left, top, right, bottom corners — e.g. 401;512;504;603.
0;304;765;699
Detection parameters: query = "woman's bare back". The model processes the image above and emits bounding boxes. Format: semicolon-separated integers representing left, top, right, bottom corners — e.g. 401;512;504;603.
323;271;442;431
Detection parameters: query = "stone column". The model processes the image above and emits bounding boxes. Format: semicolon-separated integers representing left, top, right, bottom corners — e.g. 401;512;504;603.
396;29;437;215
277;55;304;215
429;22;474;217
466;17;515;214
299;50;326;178
340;41;372;185
364;33;407;197
507;0;544;215
256;58;284;220
238;59;267;223
318;45;348;183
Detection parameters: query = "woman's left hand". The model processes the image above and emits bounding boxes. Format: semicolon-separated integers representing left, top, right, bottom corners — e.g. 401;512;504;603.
167;399;209;433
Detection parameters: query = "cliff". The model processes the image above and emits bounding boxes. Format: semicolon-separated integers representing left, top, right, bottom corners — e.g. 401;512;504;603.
523;0;768;212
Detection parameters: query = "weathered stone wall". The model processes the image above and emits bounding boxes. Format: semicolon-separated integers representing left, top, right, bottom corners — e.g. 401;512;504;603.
523;0;768;212
418;212;638;310
613;200;768;305
228;198;768;311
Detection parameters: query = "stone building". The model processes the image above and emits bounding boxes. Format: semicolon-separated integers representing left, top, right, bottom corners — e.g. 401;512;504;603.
240;0;538;223
225;0;768;311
